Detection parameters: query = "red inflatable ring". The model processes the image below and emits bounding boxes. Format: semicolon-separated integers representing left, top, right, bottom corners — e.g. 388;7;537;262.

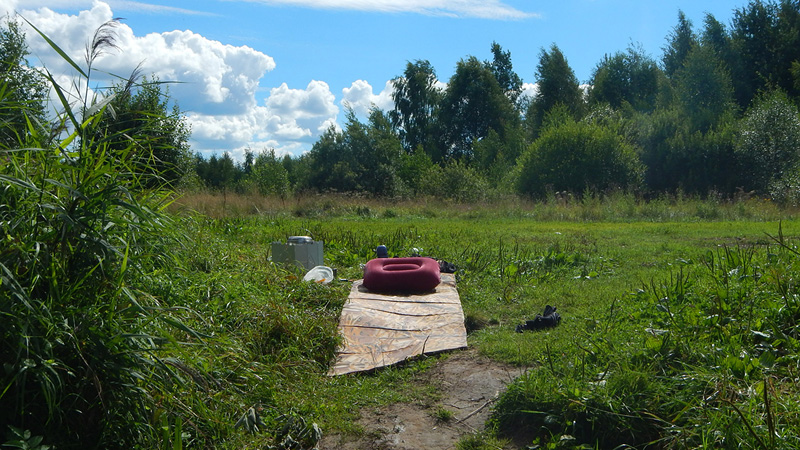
362;257;441;293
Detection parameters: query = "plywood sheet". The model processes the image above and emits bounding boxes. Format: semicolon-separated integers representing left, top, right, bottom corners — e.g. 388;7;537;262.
328;273;467;376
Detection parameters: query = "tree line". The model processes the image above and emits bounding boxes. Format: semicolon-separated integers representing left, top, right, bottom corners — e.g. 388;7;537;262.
192;0;800;204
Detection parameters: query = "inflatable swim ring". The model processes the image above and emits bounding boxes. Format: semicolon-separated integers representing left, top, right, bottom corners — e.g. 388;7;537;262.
362;257;441;292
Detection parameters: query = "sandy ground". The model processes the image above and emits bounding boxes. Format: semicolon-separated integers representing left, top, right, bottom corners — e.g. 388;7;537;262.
320;348;523;450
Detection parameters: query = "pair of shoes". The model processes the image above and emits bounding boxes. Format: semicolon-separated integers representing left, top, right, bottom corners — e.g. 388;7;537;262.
516;305;561;332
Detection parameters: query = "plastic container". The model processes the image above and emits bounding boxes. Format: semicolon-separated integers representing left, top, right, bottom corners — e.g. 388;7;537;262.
271;237;324;269
303;266;334;284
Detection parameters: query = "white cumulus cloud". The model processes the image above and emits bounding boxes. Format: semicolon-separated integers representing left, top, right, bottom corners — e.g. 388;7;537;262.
5;1;352;158
20;4;275;116
266;80;339;135
341;80;394;116
521;82;538;100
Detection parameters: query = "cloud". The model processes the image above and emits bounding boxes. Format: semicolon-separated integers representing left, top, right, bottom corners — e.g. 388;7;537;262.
21;4;275;116
0;0;17;13
341;80;394;116
266;80;339;134
521;82;538;100
6;1;418;159
11;2;343;158
237;0;537;20
186;80;339;157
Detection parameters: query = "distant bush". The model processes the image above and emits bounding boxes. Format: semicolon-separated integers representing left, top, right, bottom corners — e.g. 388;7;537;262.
419;160;490;202
516;119;644;198
735;89;800;195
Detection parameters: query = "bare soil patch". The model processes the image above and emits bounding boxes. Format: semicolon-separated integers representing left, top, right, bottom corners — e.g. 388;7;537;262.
320;348;522;450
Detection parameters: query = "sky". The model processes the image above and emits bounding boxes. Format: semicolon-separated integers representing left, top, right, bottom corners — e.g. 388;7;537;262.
3;0;746;160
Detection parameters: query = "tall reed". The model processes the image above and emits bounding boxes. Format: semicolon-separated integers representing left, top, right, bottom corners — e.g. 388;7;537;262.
1;19;193;448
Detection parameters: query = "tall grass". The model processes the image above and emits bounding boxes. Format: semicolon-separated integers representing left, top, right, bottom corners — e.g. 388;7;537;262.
0;20;203;448
172;189;800;222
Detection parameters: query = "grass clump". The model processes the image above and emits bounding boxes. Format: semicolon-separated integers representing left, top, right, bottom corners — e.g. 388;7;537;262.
433;406;455;423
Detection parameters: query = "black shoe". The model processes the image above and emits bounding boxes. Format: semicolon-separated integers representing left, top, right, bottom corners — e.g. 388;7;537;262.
516;305;561;332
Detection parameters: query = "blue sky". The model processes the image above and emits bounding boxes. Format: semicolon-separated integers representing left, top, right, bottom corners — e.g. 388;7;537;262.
5;0;745;159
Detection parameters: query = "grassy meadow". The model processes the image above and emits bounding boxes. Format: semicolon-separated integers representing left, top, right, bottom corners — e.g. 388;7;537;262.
147;192;800;449
6;184;800;449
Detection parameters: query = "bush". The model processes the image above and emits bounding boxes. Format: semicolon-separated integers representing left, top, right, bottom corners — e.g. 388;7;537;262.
516;119;644;198
419;160;489;202
735;89;800;194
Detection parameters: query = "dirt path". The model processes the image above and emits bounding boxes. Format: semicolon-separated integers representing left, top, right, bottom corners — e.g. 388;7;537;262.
320;348;522;450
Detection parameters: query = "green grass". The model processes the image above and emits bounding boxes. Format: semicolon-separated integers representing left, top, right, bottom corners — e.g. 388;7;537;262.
137;203;800;449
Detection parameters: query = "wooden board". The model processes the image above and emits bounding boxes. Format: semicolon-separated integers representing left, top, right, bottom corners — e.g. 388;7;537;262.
328;273;467;376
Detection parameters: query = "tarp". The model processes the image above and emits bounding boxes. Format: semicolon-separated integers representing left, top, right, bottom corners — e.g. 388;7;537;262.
328;273;467;376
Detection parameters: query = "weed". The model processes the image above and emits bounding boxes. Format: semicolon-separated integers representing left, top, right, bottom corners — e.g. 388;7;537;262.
433;406;455;423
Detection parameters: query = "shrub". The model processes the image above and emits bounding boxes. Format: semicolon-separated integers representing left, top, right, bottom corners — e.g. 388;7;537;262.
419;160;489;202
516;119;644;198
735;89;800;194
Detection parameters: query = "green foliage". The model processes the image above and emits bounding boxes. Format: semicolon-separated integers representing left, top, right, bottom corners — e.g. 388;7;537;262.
389;60;443;160
432;406;454;423
674;44;737;133
735;88;800;194
662;10;698;78
439;56;520;161
418;159;489;202
3;426;50;450
526;44;584;138
97;75;192;188
635;107;741;195
516;119;643;198
0;20;197;448
701;12;736;70
300;108;404;196
489;228;800;449
395;146;435;195
349;108;404;196
472;126;525;188
727;0;800;106
50;190;800;448
241;148;291;197
0;20;259;449
486;41;523;105
194;151;239;190
12;6;800;450
177;1;800;202
588;44;661;112
266;412;322;450
0;16;48;149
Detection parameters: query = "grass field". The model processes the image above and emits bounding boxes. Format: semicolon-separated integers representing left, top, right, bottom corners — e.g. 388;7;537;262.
7;187;800;449
150;192;800;449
